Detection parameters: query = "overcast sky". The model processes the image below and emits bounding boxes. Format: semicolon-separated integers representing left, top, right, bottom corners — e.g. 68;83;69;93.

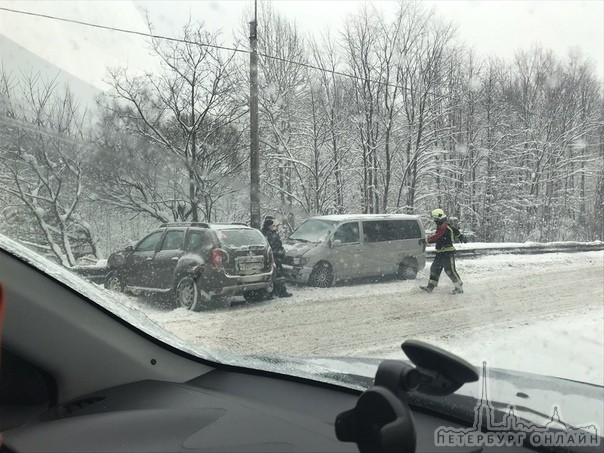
0;0;602;89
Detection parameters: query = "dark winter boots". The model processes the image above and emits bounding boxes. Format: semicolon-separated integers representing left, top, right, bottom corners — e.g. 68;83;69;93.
273;278;292;298
450;286;464;295
419;285;464;295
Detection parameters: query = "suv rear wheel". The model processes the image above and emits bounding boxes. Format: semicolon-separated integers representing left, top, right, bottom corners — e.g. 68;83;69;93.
175;276;208;311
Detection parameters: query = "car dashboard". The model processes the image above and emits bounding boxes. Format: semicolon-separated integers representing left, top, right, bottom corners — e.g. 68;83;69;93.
3;367;535;453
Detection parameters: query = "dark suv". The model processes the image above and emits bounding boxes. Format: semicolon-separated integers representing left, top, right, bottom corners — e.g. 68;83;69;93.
104;222;275;311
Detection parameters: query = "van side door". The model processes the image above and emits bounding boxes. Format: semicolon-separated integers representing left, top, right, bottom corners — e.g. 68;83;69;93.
361;220;424;278
361;221;396;277
330;221;363;281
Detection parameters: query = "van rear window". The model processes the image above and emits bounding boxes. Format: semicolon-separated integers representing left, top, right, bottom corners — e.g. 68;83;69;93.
362;220;421;242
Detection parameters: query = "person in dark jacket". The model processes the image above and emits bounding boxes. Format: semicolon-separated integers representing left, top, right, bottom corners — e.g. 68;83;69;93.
420;208;467;295
261;216;292;298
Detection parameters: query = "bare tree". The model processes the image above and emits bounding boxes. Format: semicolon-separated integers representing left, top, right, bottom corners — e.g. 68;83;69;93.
309;32;356;214
477;58;516;241
254;2;309;220
495;47;602;239
342;5;383;213
0;70;102;265
88;106;178;223
395;10;455;213
106;19;244;223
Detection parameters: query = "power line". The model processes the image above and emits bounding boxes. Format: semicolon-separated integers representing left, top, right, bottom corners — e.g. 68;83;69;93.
0;6;246;55
0;6;446;98
0;116;94;148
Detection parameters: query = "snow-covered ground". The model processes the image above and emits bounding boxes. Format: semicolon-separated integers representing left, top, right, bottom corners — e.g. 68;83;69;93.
125;250;604;386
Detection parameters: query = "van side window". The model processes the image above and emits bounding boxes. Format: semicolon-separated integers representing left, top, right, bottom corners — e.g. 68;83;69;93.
363;222;385;242
382;221;400;241
363;220;422;242
399;220;421;239
333;222;359;244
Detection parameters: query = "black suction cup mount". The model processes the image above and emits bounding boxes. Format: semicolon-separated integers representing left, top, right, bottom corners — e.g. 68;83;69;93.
335;386;416;453
402;339;479;395
335;340;478;452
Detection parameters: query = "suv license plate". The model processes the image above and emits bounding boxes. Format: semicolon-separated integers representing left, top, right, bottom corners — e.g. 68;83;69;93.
238;262;263;271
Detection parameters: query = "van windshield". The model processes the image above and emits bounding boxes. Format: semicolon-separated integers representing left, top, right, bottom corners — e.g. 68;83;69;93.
289;219;337;243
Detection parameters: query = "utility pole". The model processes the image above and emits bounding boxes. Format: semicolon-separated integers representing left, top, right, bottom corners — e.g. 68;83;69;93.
249;0;260;229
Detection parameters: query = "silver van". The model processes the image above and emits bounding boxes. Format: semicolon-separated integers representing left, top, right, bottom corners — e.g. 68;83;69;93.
282;214;426;287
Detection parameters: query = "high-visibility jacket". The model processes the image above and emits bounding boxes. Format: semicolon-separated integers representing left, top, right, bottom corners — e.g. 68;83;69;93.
428;222;463;253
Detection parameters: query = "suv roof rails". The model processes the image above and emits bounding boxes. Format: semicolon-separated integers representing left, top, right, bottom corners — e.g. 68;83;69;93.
159;222;210;228
209;222;249;226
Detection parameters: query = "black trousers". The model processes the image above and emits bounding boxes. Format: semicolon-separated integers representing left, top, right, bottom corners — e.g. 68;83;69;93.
428;251;463;288
273;262;288;295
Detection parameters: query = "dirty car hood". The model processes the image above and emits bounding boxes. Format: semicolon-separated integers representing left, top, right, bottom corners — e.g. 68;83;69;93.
283;240;318;256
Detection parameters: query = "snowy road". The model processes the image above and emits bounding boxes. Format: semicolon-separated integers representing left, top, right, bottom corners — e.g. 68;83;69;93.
129;251;604;384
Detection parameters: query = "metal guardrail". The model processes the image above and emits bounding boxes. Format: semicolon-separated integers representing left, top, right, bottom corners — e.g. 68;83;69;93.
426;242;604;259
70;242;603;284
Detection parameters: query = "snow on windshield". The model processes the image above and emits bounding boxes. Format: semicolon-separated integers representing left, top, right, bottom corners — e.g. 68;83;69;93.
289;219;336;242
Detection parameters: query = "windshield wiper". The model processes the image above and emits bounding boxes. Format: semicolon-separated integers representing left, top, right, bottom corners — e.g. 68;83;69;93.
291;237;310;243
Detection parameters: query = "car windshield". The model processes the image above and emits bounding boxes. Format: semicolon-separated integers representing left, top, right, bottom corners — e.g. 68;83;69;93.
0;0;602;438
288;219;337;243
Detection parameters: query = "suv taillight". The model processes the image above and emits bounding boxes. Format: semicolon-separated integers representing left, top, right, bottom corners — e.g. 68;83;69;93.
211;248;228;268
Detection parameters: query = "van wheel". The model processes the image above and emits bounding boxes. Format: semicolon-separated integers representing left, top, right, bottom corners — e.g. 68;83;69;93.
104;271;124;292
397;261;418;280
175;276;208;311
308;263;334;288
